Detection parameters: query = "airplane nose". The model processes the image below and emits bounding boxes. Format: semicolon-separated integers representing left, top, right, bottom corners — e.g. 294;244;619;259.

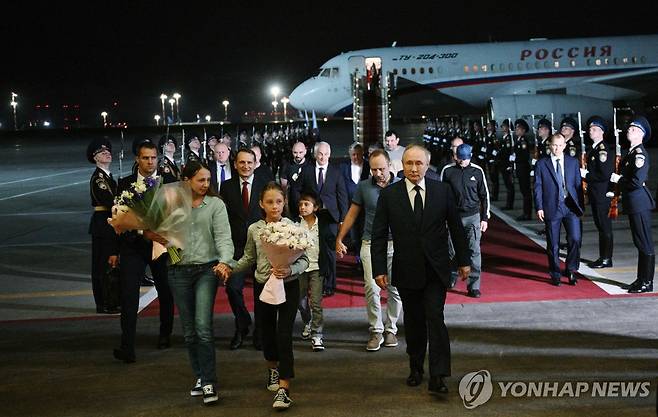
288;82;306;110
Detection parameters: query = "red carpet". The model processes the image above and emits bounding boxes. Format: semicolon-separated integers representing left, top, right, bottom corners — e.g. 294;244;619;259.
143;214;655;317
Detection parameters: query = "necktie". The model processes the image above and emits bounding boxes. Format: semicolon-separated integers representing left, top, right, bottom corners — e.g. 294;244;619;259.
318;167;324;191
556;159;565;200
242;181;249;212
220;164;226;183
413;185;423;226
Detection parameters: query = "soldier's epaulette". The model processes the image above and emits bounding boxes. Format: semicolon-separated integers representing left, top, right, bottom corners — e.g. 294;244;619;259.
636;148;643;154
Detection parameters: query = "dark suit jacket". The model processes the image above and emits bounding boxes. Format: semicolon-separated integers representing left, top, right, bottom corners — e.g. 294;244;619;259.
371;177;470;289
117;173;154;258
294;162;348;223
219;174;267;259
534;155;584;220
209;158;234;194
340;160;369;200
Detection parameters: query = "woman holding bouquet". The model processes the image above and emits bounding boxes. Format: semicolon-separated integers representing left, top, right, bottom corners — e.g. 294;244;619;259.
217;182;309;411
166;161;234;406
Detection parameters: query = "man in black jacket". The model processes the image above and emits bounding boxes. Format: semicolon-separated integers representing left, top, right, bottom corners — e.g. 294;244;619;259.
113;140;174;363
220;148;268;349
440;144;490;297
372;145;470;395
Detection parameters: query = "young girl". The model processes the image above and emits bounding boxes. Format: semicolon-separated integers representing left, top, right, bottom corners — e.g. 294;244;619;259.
218;182;308;410
166;161;234;405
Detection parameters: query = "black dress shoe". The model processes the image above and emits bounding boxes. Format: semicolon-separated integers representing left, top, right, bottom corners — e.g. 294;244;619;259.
428;376;449;394
565;272;577;286
588;258;613;269
230;330;245;350
406;369;424;387
550;276;561;287
628;280;653;293
157;334;171;349
113;348;136;363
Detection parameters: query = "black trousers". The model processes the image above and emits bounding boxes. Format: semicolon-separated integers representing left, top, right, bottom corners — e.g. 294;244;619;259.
318;213;337;292
488;163;499;200
591;201;613;258
225;270;254;334
255;279;300;379
91;235;115;309
517;167;532;217
501;167;515;208
628;210;655;256
119;251;173;354
397;267;451;378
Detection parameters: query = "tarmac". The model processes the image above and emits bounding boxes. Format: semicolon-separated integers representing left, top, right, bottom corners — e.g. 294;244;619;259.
0;133;656;416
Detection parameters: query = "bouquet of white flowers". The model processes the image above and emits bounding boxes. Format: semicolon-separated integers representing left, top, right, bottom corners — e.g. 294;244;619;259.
258;221;312;305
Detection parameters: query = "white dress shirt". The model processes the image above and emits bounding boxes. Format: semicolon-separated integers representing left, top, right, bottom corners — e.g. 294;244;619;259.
315;163;329;186
215;160;232;185
350;163;363;184
405;177;426;210
239;174;254;203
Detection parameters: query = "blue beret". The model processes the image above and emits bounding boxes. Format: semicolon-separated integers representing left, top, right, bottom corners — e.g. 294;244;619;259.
588;116;607;132
87;138;112;163
456;143;473;160
630;116;651;143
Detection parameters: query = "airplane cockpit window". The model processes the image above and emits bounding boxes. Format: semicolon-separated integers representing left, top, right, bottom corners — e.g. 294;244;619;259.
330;67;339;77
319;68;331;77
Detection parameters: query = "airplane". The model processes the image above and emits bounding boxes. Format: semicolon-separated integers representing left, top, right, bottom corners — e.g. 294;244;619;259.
288;34;658;123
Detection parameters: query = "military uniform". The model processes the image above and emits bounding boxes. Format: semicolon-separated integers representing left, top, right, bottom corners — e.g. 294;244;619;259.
184;133;203;168
617;116;655;293
87;139;119;313
514;119;533;220
158;135;180;183
583;118;615;268
498;122;515;209
485;124;500;201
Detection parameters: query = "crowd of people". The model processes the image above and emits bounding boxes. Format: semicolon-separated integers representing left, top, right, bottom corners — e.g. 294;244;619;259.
85;114;654;410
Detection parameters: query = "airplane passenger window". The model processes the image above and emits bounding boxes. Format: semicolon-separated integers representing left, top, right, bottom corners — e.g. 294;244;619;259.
595;59;601;66
393;69;398;75
623;57;628;64
554;61;560;68
544;61;551;69
481;64;487;72
411;68;416;74
632;57;637;64
517;63;523;70
428;67;434;74
526;62;533;69
402;68;407;75
472;65;478;72
437;66;442;73
508;63;514;71
420;67;425;74
464;65;469;73
570;60;576;67
641;56;646;63
534;62;541;69
490;64;495;72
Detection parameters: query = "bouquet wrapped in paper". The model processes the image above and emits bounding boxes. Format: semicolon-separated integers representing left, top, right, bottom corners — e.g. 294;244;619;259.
108;178;192;264
258;221;312;305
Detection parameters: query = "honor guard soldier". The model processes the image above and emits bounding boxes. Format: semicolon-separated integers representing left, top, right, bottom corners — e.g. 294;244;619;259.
535;118;552;160
560;117;581;159
158;135;180;183
205;133;219;166
580;117;614;268
610;116;655;293
87;138;120;314
485;121;500;201
514;119;533;220
473;121;487;168
498;119;515;210
184;132;203;167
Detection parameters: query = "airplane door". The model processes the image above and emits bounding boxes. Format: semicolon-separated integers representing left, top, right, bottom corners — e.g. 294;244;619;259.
348;56;365;75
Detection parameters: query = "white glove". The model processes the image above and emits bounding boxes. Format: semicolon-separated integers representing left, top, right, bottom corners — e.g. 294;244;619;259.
610;173;622;183
580;168;588;178
509;154;516;162
530;170;535;177
531;158;537;166
605;191;615;198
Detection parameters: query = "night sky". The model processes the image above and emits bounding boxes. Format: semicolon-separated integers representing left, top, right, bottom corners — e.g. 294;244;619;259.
2;1;657;127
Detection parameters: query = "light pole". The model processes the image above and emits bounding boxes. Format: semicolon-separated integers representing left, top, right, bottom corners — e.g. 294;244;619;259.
154;114;161;126
280;96;289;122
173;93;181;123
10;92;18;130
222;99;229;121
159;93;167;121
101;111;108;127
272;100;279;121
168;98;175;122
270;86;280;103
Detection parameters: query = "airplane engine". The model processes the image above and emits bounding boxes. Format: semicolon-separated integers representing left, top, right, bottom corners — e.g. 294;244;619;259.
487;95;614;125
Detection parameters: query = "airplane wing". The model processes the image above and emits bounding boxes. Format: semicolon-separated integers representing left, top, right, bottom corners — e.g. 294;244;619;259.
583;67;658;96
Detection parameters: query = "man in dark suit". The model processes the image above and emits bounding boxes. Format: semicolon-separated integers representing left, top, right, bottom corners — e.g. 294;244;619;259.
209;142;233;194
372;145;470;395
534;133;584;287
340;142;369;255
293;141;348;296
113;140;175;363
220;148;268;349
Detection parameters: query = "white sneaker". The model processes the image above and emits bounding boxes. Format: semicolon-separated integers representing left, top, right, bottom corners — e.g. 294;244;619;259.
301;323;312;340
267;368;280;392
190;378;203;397
311;336;325;351
202;384;218;405
272;388;292;409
